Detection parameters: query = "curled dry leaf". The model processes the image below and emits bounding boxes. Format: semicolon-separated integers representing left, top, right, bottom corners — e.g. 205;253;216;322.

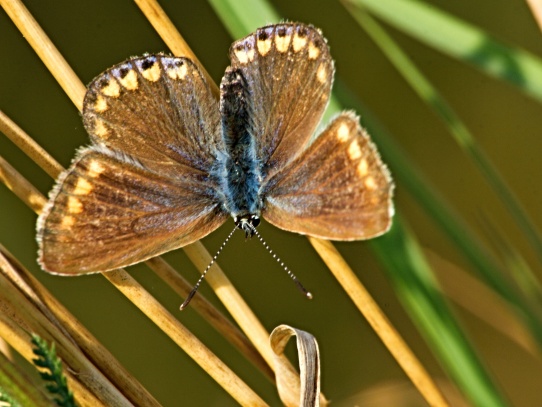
270;324;325;407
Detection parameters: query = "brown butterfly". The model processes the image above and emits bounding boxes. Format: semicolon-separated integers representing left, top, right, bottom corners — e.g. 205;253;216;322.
37;23;394;275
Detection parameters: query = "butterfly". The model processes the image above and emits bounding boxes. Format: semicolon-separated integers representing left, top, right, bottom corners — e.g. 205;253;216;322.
37;23;394;275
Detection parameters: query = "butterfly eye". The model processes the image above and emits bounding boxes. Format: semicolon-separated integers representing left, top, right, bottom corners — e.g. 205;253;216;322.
250;215;261;228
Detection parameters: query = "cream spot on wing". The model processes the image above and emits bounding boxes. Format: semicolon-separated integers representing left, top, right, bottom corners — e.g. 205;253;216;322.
93;119;109;139
348;140;362;160
94;95;108;112
61;215;75;229
167;63;188;80
119;69;138;90
357;159;369;177
308;42;321;59
317;63;327;84
141;62;161;82
234;47;255;64
337;122;350;142
275;33;291;53
257;37;272;56
292;32;307;52
73;178;93;195
67;197;83;214
100;79;120;97
364;176;377;190
87;160;105;178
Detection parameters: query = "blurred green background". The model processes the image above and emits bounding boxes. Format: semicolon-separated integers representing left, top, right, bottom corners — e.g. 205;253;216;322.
1;0;542;405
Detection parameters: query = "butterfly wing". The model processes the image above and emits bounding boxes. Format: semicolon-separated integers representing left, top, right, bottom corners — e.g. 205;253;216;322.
37;55;228;274
83;55;224;177
229;23;334;179
38;149;228;274
262;113;394;240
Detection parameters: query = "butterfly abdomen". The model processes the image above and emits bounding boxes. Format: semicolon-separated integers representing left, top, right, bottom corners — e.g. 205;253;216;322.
219;67;262;220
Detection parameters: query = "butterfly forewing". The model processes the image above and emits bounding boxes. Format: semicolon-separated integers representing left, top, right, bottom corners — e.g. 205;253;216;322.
229;23;334;179
83;55;223;178
38;55;229;274
263;113;394;240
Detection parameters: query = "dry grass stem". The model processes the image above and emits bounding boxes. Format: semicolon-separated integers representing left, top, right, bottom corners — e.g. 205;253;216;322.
0;110;63;179
309;237;450;407
0;251;132;406
0;317;106;407
133;0;218;97
525;0;542;34
146;256;275;380
0;337;11;359
102;269;269;406
1;0;85;110
0;154;46;213
0;245;161;406
270;325;325;407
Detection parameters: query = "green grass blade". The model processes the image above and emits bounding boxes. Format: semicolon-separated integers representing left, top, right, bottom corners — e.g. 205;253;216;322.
371;217;509;407
347;0;542;290
335;80;542;347
0;350;50;407
479;214;542;308
341;2;542;334
206;0;279;38
351;0;542;103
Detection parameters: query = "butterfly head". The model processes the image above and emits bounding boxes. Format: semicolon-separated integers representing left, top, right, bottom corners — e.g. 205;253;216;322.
235;214;260;238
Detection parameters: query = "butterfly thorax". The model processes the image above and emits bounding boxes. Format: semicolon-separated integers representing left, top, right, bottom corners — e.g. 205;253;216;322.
219;67;262;235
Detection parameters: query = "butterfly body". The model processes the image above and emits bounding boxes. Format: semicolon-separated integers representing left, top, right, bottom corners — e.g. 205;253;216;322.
37;23;394;275
218;67;262;232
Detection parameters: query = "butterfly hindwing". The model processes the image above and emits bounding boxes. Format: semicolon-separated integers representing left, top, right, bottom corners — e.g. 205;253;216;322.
262;113;394;240
229;23;334;180
37;149;228;274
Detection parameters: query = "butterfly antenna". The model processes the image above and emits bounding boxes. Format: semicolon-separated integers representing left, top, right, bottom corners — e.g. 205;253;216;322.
180;225;238;310
250;227;313;300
